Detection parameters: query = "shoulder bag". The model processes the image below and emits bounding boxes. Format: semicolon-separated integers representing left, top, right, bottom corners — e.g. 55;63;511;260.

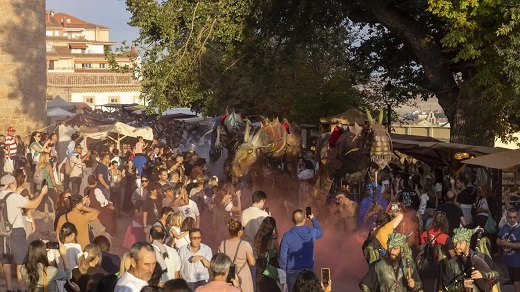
224;239;246;286
262;239;279;281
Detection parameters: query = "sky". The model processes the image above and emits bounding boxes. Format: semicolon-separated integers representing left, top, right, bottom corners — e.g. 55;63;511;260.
46;0;139;46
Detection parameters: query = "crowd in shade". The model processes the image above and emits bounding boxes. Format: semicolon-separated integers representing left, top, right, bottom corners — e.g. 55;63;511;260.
0;123;518;292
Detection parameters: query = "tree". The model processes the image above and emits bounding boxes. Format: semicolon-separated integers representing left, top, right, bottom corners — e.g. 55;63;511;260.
111;0;365;124
119;0;520;145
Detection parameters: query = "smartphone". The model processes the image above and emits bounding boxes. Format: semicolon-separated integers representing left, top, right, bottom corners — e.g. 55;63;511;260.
306;207;312;218
265;207;270;214
321;268;330;285
227;264;236;283
46;241;59;249
42;179;47;186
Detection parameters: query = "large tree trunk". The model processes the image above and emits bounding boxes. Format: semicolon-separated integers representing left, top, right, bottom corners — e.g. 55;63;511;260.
354;0;496;146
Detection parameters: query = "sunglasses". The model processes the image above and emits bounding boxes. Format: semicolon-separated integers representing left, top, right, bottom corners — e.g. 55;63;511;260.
142;179;149;182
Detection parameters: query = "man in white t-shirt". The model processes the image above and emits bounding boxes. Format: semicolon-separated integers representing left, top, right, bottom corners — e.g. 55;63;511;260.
150;226;181;284
0;175;49;291
178;198;200;228
115;241;157;292
240;190;268;291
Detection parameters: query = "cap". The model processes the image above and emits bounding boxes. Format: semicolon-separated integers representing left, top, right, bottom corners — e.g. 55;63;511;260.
7;127;15;132
0;175;15;191
161;184;174;193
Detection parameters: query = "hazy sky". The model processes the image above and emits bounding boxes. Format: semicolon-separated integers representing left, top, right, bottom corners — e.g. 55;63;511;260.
46;0;139;46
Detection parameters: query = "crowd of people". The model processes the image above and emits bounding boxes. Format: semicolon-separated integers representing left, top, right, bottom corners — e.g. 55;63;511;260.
1;123;520;292
0;127;332;292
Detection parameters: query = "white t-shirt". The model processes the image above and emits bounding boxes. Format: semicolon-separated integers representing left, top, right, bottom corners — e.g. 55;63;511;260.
434;182;443;192
162;245;181;283
418;193;429;215
0;190;28;229
241;207;268;244
115;271;148;292
64;243;82;268
177;199;200;221
171;226;190;250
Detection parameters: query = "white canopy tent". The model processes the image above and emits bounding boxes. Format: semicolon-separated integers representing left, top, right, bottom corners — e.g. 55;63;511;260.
47;96;75;110
78;122;153;149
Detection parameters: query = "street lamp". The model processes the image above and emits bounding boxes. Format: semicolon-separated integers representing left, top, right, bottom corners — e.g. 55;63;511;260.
382;81;395;133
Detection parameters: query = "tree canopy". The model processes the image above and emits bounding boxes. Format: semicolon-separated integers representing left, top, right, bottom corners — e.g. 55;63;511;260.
114;0;520;145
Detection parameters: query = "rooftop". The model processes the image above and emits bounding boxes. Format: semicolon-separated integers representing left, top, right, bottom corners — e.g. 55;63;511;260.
46;10;110;30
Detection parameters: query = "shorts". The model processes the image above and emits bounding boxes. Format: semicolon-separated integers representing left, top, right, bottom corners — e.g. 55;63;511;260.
509;267;520;282
0;228;28;265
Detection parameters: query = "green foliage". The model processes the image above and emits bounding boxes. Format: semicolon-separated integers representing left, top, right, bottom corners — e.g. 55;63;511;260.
109;0;364;123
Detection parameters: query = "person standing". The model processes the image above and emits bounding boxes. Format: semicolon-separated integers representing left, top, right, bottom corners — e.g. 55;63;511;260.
241;191;268;245
5;127;17;173
0;135;6;175
178;228;212;290
55;194;100;250
498;208;520;289
96;153;111;201
437;190;466;235
218;219;255;292
149;226;181;283
397;177;420;211
360;233;423;291
279;209;323;292
68;144;90;195
115;241;157;292
254;217;282;292
143;182;161;237
452;176;476;227
0;175;49;291
195;253;240;292
441;228;500;291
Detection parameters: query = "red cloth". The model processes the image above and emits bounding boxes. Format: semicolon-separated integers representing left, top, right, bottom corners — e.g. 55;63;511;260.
420;228;449;245
218;114;228;126
328;126;342;147
281;122;290;132
122;218;146;249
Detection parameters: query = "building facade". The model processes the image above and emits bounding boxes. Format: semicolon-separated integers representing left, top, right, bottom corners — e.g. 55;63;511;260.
0;0;47;134
45;10;143;107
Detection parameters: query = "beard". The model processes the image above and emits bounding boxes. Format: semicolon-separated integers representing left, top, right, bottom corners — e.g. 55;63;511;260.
388;253;402;264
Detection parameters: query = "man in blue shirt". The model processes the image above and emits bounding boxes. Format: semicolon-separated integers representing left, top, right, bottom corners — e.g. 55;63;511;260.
279;209;323;292
498;208;520;288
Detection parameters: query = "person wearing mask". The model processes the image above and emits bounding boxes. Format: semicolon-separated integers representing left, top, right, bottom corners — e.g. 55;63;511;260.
360;233;422;291
195;253;240;292
279;210;323;292
178;228;212;290
20;240;77;292
70;244;107;292
218;219;255;292
115;241;157;292
441;228;499;291
254;216;281;292
149;226;181;283
55;194;100;250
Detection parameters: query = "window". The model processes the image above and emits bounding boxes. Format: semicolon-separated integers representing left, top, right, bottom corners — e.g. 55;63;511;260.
48;61;55;70
84;96;95;104
81;63;92;69
99;63;106;69
109;96;120;104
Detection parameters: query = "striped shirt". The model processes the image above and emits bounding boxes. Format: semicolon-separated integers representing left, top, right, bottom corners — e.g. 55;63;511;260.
5;135;16;157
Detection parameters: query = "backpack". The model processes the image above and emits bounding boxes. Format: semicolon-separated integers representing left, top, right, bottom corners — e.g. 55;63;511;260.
0;192;15;239
33;168;44;185
362;227;385;264
416;230;441;274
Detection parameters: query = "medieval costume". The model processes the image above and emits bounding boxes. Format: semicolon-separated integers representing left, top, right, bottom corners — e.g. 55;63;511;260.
360;233;423;291
441;228;500;292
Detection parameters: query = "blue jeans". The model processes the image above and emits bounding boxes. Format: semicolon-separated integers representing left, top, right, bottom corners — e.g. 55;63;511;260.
287;269;305;292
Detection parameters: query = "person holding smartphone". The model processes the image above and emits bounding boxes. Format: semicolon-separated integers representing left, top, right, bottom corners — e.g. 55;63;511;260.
195;253;240;292
279;209;323;292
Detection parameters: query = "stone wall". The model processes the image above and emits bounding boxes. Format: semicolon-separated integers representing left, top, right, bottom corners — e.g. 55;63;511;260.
0;0;47;137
